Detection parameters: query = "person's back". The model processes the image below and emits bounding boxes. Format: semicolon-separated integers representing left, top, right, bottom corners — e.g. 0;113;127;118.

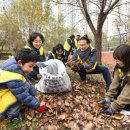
64;35;78;58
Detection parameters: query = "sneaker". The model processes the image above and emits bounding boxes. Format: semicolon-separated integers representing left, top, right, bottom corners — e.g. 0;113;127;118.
11;112;24;122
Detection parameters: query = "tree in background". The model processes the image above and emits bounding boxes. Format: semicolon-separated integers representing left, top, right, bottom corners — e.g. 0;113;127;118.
54;0;121;63
0;0;76;53
78;0;120;63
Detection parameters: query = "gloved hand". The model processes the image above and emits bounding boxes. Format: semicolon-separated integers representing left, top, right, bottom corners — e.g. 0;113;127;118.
36;62;47;69
37;106;47;113
104;105;116;115
99;97;111;109
77;63;84;70
37;100;48;113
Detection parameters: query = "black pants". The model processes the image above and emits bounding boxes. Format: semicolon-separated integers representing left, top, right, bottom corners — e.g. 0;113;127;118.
77;65;112;90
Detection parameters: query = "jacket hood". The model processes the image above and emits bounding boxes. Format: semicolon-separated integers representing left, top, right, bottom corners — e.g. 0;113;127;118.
1;56;24;75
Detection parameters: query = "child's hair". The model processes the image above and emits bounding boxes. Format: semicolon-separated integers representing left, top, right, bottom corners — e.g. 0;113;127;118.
15;48;39;64
28;32;44;47
113;44;130;71
55;43;64;52
79;36;91;44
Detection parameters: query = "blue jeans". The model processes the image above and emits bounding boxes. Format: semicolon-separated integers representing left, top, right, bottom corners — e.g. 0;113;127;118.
4;102;21;119
78;65;112;90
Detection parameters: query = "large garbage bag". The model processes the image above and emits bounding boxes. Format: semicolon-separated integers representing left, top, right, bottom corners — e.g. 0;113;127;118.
35;59;72;93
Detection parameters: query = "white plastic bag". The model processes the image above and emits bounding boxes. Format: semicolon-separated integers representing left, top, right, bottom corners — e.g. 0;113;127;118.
35;59;72;93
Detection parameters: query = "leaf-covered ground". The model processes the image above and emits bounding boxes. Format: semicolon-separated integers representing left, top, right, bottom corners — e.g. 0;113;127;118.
0;68;130;130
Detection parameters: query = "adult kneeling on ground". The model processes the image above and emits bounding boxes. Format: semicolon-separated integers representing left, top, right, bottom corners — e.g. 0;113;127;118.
69;36;112;91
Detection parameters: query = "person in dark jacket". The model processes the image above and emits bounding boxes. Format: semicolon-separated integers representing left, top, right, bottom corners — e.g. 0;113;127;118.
25;32;46;81
48;43;67;63
0;48;46;121
71;36;112;91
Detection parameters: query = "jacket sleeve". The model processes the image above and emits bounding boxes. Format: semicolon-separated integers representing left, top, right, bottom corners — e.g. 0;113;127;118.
42;53;46;61
64;50;70;58
83;49;97;70
38;53;46;62
111;83;130;110
29;86;37;96
61;56;68;63
48;53;54;60
6;80;40;109
72;50;78;61
106;69;120;100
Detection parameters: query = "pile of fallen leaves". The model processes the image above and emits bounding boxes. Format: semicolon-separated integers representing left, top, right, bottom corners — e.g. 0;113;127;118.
8;80;129;130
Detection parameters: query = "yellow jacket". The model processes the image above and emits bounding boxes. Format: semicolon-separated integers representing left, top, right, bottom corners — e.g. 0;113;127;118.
64;38;78;52
0;69;26;114
24;45;44;56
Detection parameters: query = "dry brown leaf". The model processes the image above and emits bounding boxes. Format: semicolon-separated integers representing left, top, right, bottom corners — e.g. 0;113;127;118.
72;113;80;120
46;125;59;130
57;100;62;106
0;119;10;126
86;113;94;121
65;101;70;106
80;106;84;115
83;122;95;130
57;113;66;120
35;113;42;119
112;113;124;120
25;121;31;127
91;87;96;92
126;119;130;123
122;115;129;122
67;121;79;130
26;115;33;120
46;104;52;109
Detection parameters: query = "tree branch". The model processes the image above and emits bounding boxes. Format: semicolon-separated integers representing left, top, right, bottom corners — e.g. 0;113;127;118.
104;0;120;16
81;0;96;35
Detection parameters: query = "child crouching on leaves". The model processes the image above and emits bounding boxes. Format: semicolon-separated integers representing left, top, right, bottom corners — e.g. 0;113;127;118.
102;44;130;115
0;48;46;122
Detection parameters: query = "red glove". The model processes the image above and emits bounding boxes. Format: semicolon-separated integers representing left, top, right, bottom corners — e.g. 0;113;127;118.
37;106;47;113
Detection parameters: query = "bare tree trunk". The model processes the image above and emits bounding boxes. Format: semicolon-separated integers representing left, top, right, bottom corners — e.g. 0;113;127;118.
95;32;102;64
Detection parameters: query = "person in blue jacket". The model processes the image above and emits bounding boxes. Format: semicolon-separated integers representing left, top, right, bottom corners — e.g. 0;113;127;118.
71;36;112;91
25;32;46;81
0;48;45;122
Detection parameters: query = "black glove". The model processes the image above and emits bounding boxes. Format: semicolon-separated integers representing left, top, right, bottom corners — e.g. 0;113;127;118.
104;105;116;115
100;97;111;109
78;63;84;70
